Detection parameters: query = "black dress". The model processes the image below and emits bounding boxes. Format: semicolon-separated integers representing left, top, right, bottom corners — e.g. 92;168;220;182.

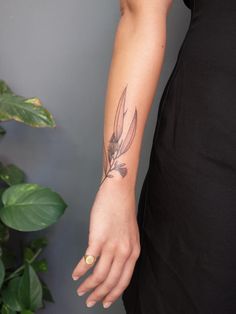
122;0;236;313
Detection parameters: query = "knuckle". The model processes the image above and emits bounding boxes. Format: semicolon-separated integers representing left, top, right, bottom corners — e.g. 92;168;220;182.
88;236;96;246
132;245;141;259
73;271;81;278
91;291;101;299
118;244;132;257
73;268;83;277
103;281;114;291
105;291;117;302
106;295;116;303
92;271;105;283
119;281;129;290
88;236;104;248
119;275;132;291
105;242;117;252
91;284;111;300
110;289;123;300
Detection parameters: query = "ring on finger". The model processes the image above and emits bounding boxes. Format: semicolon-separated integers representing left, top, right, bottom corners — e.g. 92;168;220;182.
83;254;97;265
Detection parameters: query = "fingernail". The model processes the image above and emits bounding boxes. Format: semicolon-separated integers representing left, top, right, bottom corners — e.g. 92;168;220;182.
72;276;79;281
77;291;85;296
86;300;96;307
103;301;112;308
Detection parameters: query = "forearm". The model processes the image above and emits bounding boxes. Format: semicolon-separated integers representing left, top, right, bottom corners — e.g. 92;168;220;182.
100;0;172;191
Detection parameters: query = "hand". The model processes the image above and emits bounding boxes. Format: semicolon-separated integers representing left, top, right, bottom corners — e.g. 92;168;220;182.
71;180;141;309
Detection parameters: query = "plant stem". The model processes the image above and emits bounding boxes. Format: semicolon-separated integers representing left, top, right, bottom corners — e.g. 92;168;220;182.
100;150;119;185
4;247;43;282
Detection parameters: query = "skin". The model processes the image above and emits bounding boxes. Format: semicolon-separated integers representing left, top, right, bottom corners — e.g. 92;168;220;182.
72;0;173;309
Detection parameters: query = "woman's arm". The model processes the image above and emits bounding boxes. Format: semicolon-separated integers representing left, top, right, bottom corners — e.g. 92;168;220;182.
72;0;173;309
100;0;172;190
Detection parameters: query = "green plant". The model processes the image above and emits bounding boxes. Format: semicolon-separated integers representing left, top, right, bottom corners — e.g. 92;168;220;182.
0;80;67;313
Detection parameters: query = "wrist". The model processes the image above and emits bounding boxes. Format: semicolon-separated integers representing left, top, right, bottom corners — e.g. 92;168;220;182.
98;173;136;194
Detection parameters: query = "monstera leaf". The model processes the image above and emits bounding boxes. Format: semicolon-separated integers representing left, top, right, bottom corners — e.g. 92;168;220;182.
0;183;67;231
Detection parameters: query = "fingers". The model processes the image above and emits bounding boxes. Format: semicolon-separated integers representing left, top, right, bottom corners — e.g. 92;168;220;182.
85;244;140;308
85;248;127;306
102;247;140;308
76;244;114;298
72;233;141;309
71;243;101;281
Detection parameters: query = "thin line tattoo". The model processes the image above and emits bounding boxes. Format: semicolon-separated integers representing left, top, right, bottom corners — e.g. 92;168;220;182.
100;85;137;186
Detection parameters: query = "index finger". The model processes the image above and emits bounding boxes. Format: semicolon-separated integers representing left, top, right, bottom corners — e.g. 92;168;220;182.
72;243;101;280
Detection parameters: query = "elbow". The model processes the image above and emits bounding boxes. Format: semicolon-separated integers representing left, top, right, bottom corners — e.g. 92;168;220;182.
120;0;173;17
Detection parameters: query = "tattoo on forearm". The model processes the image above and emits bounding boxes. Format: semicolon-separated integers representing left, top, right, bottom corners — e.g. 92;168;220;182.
100;85;137;185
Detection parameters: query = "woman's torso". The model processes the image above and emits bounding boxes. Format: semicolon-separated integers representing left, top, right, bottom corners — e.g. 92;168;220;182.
154;0;236;175
183;0;236;70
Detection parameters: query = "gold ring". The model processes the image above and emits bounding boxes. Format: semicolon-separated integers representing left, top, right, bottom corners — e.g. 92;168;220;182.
83;254;96;265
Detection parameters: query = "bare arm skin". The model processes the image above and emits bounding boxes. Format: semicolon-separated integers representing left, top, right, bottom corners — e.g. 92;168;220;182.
72;0;173;309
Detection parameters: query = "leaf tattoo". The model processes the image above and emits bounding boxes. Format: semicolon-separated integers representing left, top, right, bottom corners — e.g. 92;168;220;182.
119;109;137;156
103;141;108;175
113;86;127;141
100;85;137;185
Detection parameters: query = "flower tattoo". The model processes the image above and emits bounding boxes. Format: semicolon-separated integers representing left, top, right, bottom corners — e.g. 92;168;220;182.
100;85;137;185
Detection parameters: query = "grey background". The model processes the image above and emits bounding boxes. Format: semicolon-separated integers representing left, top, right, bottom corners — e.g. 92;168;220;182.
0;1;190;313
